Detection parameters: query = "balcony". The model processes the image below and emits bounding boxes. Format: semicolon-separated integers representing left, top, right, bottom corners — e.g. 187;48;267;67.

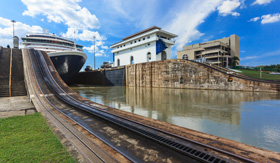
202;49;228;55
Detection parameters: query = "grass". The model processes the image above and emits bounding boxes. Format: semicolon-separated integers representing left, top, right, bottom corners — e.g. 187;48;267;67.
0;113;76;163
235;69;280;80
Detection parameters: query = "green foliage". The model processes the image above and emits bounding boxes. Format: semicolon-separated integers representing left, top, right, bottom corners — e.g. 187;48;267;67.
258;64;280;72
235;69;280;80
0;113;76;163
231;56;239;67
234;64;280;72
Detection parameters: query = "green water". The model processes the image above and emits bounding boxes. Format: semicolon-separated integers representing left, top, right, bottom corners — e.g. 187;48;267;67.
71;85;280;153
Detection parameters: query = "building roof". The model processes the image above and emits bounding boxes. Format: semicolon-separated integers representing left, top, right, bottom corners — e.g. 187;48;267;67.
111;26;177;48
122;26;161;41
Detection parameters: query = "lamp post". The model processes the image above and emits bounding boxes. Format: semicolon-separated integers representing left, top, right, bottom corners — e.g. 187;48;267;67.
11;20;16;48
93;36;96;70
11;20;16;37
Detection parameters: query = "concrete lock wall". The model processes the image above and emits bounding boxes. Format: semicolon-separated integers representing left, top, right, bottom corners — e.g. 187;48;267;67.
71;67;125;86
105;68;125;86
126;59;280;92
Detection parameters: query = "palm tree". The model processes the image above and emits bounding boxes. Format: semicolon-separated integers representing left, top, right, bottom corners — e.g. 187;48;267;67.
231;56;240;67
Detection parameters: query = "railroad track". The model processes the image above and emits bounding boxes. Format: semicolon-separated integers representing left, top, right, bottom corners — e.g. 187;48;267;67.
25;48;263;163
24;49;119;163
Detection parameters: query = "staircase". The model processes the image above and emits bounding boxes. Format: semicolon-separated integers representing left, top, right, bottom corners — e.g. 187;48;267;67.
0;47;27;97
11;48;27;96
0;47;10;97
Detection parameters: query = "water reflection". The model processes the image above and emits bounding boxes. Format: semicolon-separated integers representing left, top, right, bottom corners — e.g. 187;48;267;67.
71;85;280;152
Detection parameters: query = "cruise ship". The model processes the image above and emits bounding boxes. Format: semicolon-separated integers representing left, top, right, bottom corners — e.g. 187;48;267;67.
21;32;87;83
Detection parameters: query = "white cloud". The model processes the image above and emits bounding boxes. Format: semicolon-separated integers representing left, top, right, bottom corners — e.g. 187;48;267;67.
252;0;272;5
83;44;109;57
217;0;241;16
261;13;280;24
241;56;258;61
84;45;99;53
232;12;240;16
248;13;280;24
21;0;100;30
165;0;223;50
62;28;106;41
101;45;109;49
249;17;260;22
90;0;245;52
0;17;43;46
242;50;280;61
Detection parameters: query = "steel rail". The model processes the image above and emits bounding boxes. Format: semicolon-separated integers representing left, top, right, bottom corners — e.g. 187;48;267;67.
34;50;257;163
32;49;138;163
27;49;95;163
27;49;118;163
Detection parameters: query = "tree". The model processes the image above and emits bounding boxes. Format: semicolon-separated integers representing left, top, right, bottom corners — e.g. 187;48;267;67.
231;56;239;67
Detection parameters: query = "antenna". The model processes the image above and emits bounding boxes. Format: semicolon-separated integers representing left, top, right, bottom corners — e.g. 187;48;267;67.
74;30;77;50
94;36;96;70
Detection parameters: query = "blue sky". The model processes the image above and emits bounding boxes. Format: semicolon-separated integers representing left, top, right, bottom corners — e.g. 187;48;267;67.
0;0;279;68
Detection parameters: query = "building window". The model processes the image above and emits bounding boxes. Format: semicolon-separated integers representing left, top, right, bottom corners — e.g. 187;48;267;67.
117;59;120;67
161;51;167;60
147;52;151;62
130;56;134;64
182;54;188;60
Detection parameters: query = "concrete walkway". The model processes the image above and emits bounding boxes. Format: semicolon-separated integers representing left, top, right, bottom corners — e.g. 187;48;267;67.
0;96;36;118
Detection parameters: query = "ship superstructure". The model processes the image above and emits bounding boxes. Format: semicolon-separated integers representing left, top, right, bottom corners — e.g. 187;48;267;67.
21;33;87;83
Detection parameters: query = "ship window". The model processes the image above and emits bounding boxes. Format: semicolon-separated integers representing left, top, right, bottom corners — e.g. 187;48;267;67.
143;38;145;40
138;39;141;42
147;36;150;39
130;42;132;44
134;41;137;43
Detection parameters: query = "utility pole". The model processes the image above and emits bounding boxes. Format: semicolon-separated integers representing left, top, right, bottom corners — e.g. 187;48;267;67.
74;30;77;50
11;20;16;47
93;36;96;70
260;67;262;79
